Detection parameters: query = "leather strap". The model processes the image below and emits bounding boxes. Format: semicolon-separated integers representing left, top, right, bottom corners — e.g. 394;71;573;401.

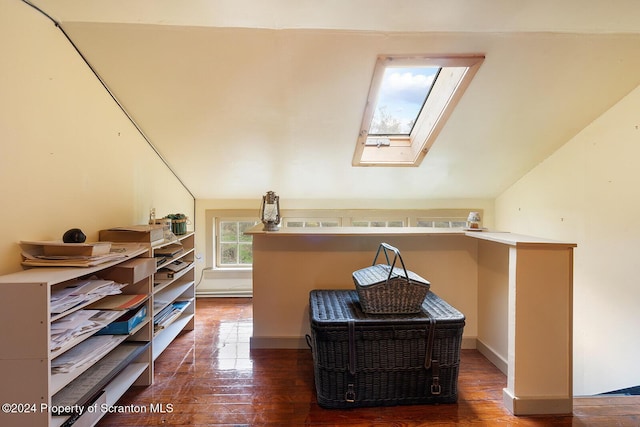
345;320;356;402
348;320;356;375
424;315;441;395
424;316;436;369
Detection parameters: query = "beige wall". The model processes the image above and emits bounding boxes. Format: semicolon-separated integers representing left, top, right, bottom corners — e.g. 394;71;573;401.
0;0;194;275
496;84;640;395
250;231;479;346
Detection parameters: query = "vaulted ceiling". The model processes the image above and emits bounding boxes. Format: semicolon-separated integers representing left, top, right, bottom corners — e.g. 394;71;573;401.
26;0;640;200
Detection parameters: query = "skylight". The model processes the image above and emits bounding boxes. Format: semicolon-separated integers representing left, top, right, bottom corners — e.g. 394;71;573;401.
353;55;484;167
368;66;440;136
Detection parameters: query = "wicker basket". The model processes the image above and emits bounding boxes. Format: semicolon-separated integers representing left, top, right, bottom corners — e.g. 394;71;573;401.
352;243;430;314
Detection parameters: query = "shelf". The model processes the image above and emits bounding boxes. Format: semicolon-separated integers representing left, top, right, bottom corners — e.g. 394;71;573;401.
50;334;128;395
154;298;193;332
153;262;194;293
50;292;112;323
156;247;194;270
153;310;195;360
149;231;196;363
50;310;124;359
0;246;149;285
52;342;150;408
51;362;148;427
153;281;195;314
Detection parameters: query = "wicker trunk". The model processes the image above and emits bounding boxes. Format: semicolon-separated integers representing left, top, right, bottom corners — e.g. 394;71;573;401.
308;290;465;408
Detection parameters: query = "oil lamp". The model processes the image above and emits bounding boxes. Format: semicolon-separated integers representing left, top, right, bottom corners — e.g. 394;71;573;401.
260;191;280;231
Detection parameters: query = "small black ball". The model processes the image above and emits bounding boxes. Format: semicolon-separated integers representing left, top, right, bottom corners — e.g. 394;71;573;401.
63;228;86;243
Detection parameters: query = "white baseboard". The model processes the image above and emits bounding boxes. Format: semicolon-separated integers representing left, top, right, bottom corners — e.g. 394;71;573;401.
503;388;573;415
476;338;508;375
196;290;252;297
250;336;308;349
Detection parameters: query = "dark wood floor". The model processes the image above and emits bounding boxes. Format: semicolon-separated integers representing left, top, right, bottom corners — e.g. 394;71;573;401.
98;298;640;426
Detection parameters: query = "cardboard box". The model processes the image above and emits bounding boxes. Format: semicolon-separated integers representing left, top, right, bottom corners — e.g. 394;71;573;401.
101;257;156;285
99;225;164;245
96;305;147;335
88;294;147;310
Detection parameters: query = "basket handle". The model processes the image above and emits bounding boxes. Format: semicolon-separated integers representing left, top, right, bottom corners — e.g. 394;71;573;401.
372;242;411;283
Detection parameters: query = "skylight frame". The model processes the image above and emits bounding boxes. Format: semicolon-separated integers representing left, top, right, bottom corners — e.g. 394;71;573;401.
353;54;484;167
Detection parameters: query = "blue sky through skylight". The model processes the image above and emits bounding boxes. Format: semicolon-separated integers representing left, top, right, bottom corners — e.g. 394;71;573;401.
369;66;440;135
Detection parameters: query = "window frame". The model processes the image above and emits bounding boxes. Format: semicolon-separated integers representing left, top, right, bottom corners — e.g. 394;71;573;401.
216;217;260;268
353;54;484;167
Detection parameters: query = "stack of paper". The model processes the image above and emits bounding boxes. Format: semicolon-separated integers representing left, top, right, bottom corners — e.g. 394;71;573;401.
50;310;123;352
20;241;142;267
51;277;125;315
51;335;126;374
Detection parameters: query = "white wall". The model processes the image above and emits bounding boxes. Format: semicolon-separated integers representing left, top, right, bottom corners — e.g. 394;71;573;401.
496;84;640;395
0;0;194;275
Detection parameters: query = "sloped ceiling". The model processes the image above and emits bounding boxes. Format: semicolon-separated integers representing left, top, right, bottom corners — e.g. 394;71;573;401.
25;0;640;200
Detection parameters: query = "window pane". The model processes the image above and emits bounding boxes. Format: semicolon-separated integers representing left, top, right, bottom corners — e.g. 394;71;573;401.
238;221;256;242
238;243;253;264
284;218;341;227
352;221;368;227
321;221;340;227
369;66;440;135
220;222;238;242
220;243;237;264
388;221;404;227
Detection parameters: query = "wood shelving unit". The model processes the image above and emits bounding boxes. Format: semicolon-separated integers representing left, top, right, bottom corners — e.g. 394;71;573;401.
150;232;195;360
0;248;155;427
0;229;196;426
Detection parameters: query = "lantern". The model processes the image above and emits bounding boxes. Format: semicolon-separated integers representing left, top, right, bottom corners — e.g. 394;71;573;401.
260;191;280;231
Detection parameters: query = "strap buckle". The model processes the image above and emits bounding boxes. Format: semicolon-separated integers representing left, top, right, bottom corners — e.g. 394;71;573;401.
430;377;441;395
345;384;356;402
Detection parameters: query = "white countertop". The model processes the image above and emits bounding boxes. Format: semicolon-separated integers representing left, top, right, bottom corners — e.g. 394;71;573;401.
246;225;576;247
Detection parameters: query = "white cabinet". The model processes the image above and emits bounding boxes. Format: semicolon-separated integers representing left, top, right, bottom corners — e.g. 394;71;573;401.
0;230;197;426
0;248;154;427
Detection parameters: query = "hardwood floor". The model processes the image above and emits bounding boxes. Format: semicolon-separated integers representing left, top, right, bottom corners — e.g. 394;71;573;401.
98;298;640;426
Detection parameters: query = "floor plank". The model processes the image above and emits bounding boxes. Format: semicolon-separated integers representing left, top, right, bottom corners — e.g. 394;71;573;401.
97;297;640;426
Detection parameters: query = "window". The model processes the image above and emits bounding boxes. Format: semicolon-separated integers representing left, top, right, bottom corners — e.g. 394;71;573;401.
416;218;467;228
351;218;405;227
353;54;484;167
283;218;341;228
217;218;259;268
207;209;481;270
